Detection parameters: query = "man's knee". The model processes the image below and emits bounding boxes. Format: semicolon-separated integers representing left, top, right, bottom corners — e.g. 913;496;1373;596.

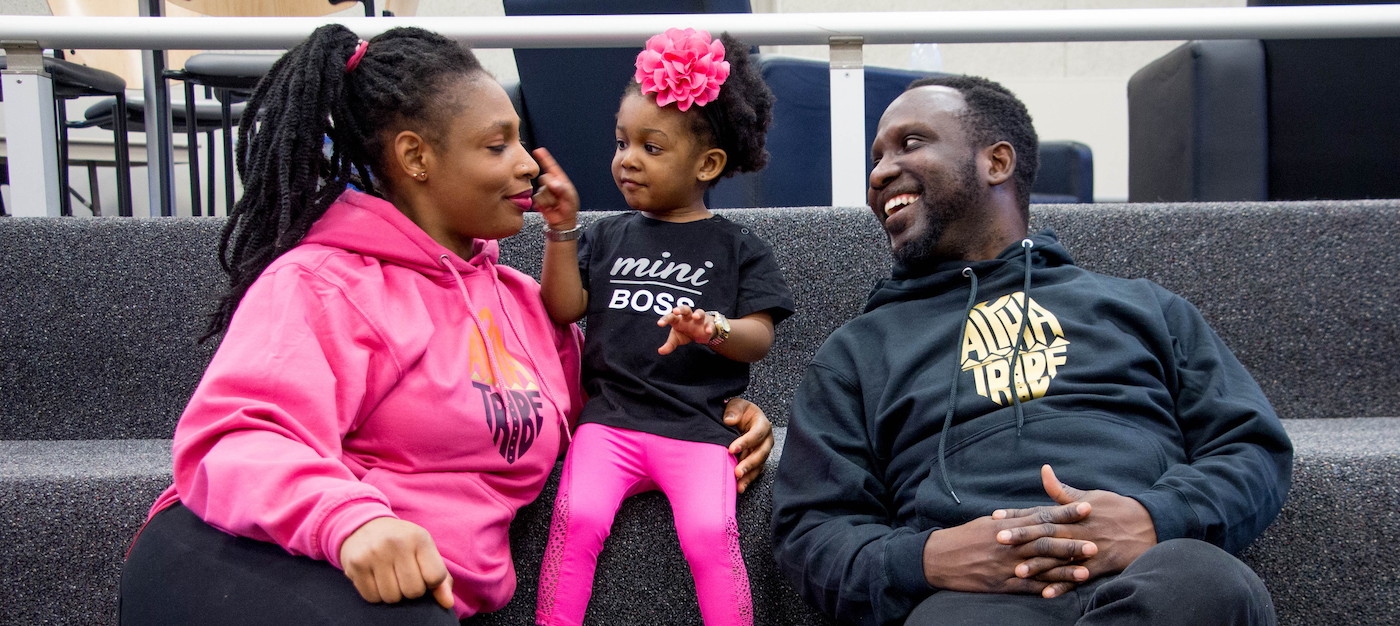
1091;538;1275;625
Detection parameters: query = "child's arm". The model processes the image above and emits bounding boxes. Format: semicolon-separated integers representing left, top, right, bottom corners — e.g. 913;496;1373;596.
657;306;775;363
532;147;588;325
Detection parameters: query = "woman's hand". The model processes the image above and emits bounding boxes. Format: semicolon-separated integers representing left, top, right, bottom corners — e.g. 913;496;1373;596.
724;397;775;494
531;147;580;231
339;517;454;610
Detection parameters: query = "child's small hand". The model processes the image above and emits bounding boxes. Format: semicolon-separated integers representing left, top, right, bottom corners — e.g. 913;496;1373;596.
657;305;715;355
531;147;580;231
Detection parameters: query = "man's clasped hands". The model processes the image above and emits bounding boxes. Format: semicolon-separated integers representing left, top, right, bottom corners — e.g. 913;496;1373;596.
922;464;1160;599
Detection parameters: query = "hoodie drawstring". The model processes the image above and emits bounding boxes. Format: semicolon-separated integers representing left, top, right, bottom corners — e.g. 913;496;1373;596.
439;255;512;403
485;262;574;445
1009;239;1034;434
937;239;1036;504
937;267;980;505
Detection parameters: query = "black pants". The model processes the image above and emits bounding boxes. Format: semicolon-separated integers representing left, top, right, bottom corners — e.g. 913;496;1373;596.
120;504;459;626
906;539;1276;626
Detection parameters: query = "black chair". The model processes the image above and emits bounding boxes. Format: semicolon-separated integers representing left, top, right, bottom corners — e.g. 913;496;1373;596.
505;0;753;211
1032;141;1094;204
0;54;132;216
164;53;279;216
1128;0;1400;202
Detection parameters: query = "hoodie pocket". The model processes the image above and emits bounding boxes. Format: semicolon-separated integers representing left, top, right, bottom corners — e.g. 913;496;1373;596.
915;411;1171;528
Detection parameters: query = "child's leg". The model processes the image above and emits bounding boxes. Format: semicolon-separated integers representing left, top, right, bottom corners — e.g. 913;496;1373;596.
536;423;653;626
646;436;753;626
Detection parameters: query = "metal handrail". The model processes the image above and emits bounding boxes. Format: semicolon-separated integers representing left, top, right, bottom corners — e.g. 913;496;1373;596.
4;6;1400;48
6;6;1400;216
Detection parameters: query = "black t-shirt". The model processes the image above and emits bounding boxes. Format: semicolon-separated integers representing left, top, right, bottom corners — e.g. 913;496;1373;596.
577;213;795;446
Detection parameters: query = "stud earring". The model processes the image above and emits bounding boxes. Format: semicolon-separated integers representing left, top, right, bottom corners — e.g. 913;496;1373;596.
415;172;428;181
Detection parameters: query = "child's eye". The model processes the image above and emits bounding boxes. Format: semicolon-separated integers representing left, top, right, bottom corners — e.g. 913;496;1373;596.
616;139;627;151
644;143;661;155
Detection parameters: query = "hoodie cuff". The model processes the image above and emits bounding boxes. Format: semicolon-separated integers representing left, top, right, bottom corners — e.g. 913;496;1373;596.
320;498;399;570
1132;485;1200;544
886;528;937;596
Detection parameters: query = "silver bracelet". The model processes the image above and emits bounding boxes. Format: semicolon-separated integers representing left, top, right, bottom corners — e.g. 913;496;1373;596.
543;223;584;242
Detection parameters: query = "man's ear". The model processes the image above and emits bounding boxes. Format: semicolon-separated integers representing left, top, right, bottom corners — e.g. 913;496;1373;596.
984;141;1016;187
392;130;432;181
696;148;728;183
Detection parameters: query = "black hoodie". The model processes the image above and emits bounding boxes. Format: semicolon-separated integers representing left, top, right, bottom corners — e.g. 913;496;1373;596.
771;231;1292;626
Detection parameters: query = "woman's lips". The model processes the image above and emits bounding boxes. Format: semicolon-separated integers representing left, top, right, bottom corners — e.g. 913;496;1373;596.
508;190;533;211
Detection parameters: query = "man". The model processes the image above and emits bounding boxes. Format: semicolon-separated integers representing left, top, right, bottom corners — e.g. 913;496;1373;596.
770;75;1292;626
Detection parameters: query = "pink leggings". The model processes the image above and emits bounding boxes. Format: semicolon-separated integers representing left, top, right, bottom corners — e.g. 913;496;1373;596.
536;423;752;626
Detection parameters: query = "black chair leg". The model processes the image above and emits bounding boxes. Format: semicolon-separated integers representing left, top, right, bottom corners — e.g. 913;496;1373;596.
57;96;72;216
185;81;201;216
114;93;134;217
87;162;101;216
220;89;235;214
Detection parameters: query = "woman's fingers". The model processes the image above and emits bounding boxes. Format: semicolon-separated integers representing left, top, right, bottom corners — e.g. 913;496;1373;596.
415;538;454;610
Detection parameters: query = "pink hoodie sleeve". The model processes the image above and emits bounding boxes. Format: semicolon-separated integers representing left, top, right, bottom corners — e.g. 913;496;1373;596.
172;263;402;569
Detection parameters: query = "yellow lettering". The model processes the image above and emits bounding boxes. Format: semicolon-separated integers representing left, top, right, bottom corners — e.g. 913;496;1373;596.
1045;343;1069;377
1026;298;1064;347
962;320;989;365
985;360;1012;406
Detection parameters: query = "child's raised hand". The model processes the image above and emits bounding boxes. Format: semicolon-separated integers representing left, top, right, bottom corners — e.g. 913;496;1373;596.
531;147;580;230
657;305;715;355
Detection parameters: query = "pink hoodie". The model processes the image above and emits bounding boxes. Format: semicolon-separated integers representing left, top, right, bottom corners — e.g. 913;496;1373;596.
146;189;584;618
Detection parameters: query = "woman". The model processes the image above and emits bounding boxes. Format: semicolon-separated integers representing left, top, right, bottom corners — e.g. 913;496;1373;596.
118;24;772;626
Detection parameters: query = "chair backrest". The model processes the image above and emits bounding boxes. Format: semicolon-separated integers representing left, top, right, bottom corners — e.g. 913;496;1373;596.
505;0;753;212
708;55;945;208
1031;141;1094;204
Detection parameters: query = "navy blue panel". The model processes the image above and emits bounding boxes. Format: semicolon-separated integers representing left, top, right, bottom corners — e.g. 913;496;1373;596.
1033;141;1094;203
711;56;945;208
506;0;752;211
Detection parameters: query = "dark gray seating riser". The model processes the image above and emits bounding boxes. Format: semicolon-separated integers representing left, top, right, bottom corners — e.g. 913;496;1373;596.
4;419;1398;626
2;202;1396;440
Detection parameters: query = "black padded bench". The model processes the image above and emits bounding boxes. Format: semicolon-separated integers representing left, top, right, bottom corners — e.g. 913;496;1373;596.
2;201;1397;625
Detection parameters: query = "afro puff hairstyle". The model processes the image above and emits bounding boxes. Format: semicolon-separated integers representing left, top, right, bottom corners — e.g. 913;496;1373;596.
906;75;1039;216
626;33;775;186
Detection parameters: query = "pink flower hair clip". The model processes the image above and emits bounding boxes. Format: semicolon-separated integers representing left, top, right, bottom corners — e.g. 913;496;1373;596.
634;28;731;112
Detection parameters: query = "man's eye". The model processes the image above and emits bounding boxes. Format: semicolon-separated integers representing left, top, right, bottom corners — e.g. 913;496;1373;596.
903;137;920;150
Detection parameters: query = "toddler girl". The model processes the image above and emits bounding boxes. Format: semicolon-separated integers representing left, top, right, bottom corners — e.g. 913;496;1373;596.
533;28;793;626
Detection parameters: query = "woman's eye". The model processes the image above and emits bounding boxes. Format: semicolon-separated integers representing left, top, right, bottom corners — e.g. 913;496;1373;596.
488;144;507;154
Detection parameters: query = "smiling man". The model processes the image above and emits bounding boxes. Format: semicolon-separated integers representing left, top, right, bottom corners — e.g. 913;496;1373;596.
770;76;1293;626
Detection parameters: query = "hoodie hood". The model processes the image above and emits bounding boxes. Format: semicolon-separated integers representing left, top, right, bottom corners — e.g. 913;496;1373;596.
302;188;500;279
867;229;1072;313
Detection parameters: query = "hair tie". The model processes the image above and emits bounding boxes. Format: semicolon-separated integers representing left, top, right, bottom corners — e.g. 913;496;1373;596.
346;39;369;72
634;28;730;112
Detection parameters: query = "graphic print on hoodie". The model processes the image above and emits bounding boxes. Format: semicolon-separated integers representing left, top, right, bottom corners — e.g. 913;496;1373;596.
469;307;548;463
960;292;1071;406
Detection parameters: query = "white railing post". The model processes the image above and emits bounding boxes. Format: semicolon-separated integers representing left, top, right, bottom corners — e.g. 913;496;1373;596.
1;42;62;217
829;35;865;208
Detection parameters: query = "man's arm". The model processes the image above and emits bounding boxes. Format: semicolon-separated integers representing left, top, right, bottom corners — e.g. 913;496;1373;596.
994;292;1293;590
772;362;1094;625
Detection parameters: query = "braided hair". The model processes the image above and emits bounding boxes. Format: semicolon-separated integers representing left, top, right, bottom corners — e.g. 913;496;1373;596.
205;24;484;340
626;33;775;185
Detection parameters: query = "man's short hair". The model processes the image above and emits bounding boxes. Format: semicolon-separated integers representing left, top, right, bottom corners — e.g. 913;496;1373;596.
905;75;1039;218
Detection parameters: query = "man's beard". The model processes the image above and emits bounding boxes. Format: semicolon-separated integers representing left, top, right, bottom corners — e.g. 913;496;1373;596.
890;155;984;271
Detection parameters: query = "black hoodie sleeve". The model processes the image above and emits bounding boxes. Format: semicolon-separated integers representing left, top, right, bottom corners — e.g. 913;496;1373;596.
772;361;935;626
1130;291;1293;554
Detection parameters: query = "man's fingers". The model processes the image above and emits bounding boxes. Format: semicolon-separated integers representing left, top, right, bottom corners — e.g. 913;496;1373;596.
1042;581;1079;599
993;502;1090;525
734;438;772;493
1009;535;1097;561
1031;564;1093;584
1041;464;1088;505
1013;556;1076;579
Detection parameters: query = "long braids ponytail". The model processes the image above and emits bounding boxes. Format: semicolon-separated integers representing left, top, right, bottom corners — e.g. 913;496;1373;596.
204;24;483;341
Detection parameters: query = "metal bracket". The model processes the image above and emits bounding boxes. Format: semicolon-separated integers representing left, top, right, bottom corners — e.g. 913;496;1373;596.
1;41;49;77
829;36;864;70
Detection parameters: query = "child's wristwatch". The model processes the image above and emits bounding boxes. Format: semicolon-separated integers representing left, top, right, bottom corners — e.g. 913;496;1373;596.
706;312;731;346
